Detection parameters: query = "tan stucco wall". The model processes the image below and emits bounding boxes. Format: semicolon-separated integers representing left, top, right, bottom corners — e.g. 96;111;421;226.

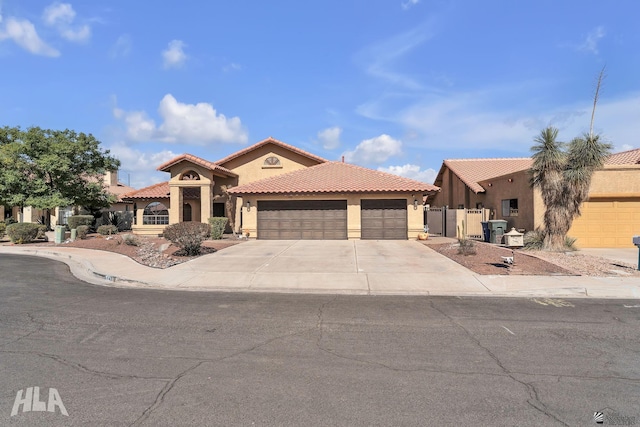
432;167;539;232
586;165;640;197
240;193;424;240
221;144;324;233
221;144;322;186
165;162;219;226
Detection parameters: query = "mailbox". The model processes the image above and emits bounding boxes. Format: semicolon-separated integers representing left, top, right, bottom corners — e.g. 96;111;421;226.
504;227;524;247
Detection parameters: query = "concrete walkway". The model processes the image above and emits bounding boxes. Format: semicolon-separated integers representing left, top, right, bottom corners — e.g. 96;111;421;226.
1;240;639;299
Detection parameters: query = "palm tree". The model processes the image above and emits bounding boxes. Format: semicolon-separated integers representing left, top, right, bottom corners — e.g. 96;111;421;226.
530;69;612;250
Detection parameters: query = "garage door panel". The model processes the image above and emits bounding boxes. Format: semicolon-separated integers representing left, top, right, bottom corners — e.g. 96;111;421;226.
257;200;347;240
569;199;640;248
361;199;408;240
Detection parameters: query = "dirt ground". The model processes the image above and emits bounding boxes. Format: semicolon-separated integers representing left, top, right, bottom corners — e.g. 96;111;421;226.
422;237;640;277
26;233;245;268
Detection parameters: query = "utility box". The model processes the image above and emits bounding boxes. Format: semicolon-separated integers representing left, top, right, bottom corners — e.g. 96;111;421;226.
633;236;640;246
488;220;508;244
504;227;524;247
54;225;65;244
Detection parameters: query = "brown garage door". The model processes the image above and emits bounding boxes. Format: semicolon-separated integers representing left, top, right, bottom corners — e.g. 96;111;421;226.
361;199;407;240
257;200;348;240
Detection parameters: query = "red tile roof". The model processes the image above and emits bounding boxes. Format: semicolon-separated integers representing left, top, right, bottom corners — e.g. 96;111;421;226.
157;153;237;176
606;148;640;165
228;161;439;195
215;136;327;165
122;182;170;199
435;148;640;194
108;182;136;202
436;158;533;193
122;182;204;200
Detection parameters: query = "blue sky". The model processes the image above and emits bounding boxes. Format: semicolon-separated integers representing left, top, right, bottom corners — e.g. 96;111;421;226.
1;1;639;189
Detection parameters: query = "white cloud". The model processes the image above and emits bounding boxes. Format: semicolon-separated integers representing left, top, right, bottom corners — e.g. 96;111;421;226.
0;17;60;57
343;134;402;164
401;0;419;10
378;164;437;184
578;26;605;54
317;126;342;150
109;34;132;58
356;21;435;90
43;2;75;26
162;39;187;68
42;2;91;43
614;144;634;153
108;143;177;189
114;94;248;145
223;62;242;72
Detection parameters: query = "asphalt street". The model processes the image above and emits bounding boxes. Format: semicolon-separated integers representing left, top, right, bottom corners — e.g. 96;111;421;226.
0;254;639;426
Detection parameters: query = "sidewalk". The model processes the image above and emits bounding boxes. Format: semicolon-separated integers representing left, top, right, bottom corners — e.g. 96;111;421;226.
1;242;639;299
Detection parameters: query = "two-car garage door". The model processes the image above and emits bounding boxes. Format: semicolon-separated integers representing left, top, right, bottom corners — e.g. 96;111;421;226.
257;200;347;240
256;199;409;240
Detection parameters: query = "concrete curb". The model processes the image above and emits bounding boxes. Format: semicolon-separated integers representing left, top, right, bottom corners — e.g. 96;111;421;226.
1;246;639;299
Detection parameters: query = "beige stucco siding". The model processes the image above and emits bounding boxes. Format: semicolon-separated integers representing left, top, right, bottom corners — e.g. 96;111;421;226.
240;193;423;240
221;144;324;233
222;144;322;186
568;166;640;248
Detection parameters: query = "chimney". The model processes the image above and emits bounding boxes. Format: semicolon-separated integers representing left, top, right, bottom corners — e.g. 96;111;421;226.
341;156;344;163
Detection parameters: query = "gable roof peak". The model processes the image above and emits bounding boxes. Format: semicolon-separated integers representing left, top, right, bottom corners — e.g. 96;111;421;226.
215;136;327;165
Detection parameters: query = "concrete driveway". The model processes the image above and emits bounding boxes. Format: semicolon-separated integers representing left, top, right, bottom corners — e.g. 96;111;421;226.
168;240;485;294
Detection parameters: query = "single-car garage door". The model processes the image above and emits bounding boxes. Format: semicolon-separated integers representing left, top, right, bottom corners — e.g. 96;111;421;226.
361;199;407;240
568;198;640;248
257;200;348;240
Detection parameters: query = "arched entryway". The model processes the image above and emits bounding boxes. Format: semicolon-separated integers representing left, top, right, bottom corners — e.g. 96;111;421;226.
183;203;192;222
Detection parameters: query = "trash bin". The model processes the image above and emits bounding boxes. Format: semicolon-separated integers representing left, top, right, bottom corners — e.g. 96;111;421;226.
54;225;65;244
488;220;507;244
481;222;490;243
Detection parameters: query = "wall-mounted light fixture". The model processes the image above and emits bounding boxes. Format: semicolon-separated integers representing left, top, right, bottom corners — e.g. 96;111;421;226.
508;178;513;183
487;183;493;187
246;200;251;212
413;198;419;210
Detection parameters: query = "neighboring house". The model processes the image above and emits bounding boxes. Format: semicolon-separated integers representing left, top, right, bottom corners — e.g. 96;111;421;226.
429;148;640;248
1;170;135;227
123;137;439;240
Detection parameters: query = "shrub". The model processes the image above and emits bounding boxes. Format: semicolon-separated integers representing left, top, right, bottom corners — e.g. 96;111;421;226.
5;217;17;225
523;229;577;251
163;222;210;256
121;233;139;246
97;224;118;235
208;217;228;240
76;225;89;239
456;220;477;256
457;238;477;256
6;222;40;244
523;229;545;250
0;222;6;239
68;215;94;231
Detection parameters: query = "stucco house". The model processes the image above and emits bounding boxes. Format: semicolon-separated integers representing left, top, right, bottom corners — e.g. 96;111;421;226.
1;170;135;227
429;148;640;248
123;137;439;240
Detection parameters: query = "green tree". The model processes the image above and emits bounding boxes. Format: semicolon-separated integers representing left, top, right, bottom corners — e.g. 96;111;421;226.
0;126;120;215
530;69;612;250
